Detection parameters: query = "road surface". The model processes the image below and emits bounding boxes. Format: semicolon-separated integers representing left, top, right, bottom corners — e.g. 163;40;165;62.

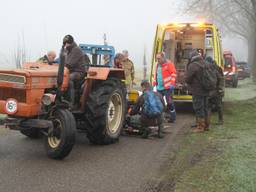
0;110;193;192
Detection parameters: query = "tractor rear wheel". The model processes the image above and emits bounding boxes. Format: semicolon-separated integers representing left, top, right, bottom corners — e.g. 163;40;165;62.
84;79;126;145
44;109;76;160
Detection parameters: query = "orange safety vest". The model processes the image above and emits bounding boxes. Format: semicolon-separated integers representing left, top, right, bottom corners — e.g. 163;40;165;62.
153;61;177;89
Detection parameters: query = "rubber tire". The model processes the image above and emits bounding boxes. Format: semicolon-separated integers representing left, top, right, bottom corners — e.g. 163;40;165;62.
20;128;41;139
84;79;126;145
44;109;76;160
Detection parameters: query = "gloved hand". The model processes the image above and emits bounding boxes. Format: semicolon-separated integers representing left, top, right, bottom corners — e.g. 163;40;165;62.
169;85;175;92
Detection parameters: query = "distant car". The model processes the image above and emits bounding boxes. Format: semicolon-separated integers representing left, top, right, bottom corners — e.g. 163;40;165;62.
236;61;251;80
223;51;238;88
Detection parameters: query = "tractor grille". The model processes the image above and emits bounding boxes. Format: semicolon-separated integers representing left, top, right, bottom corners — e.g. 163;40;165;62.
0;88;26;102
0;74;26;84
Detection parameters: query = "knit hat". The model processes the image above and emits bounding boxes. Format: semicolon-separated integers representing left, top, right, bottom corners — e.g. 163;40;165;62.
63;34;74;44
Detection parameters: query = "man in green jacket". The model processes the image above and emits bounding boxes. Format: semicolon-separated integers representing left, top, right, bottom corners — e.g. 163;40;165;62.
122;50;135;90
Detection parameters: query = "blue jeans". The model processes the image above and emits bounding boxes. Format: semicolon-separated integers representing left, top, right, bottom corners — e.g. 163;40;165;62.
157;89;176;122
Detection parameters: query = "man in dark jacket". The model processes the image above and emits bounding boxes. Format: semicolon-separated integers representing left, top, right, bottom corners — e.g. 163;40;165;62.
205;57;224;126
63;35;86;107
129;80;165;138
185;50;209;133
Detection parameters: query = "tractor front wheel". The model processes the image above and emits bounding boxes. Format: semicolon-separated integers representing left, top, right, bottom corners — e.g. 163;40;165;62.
44;109;76;160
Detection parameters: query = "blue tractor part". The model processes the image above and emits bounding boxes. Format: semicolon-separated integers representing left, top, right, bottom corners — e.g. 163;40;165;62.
79;44;115;67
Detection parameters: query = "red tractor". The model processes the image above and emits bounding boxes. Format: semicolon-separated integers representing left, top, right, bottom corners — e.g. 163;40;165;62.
0;44;127;159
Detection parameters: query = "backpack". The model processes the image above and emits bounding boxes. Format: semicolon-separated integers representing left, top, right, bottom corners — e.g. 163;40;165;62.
200;63;217;90
143;91;164;118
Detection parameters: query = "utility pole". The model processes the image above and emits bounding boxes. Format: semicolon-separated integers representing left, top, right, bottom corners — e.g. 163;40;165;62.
103;33;107;45
103;33;110;65
143;46;147;80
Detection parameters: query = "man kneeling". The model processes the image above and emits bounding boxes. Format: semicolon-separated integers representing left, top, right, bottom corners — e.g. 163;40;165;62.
129;80;165;138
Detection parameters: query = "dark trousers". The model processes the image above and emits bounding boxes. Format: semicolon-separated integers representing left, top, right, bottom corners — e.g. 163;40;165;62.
127;114;164;136
209;95;223;121
158;89;176;121
140;114;163;128
68;72;84;105
192;95;208;118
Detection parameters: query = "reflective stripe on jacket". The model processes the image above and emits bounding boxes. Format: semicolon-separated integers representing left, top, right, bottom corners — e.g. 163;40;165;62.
153;61;177;89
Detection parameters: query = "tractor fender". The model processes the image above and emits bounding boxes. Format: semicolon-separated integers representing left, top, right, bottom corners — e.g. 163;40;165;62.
87;67;125;81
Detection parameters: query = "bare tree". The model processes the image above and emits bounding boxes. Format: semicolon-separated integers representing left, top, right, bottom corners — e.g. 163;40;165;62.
180;0;256;81
14;32;27;69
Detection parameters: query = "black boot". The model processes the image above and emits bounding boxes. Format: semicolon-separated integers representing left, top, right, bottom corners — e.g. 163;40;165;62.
141;127;150;139
158;123;164;138
217;110;224;125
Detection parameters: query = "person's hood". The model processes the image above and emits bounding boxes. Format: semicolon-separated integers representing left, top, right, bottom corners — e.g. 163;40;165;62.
191;55;203;63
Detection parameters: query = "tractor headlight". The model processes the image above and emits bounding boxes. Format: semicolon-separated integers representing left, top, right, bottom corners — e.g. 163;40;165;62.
42;94;55;106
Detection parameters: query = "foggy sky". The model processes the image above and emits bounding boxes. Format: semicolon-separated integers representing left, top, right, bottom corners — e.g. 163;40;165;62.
0;0;248;69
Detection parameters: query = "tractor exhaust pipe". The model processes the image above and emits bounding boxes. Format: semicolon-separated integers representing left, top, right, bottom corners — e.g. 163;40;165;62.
56;46;65;101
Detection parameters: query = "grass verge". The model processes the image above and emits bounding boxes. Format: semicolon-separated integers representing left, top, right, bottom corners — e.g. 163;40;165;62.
157;98;256;192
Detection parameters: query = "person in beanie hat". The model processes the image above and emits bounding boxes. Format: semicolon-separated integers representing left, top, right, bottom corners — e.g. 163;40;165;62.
62;34;86;108
205;56;224;127
185;49;209;133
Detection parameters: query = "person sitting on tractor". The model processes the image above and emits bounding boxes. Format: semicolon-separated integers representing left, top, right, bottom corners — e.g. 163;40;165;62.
37;51;57;65
129;80;165;138
62;34;86;108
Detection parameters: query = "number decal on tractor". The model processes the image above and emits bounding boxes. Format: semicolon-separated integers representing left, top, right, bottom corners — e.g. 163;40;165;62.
5;99;18;114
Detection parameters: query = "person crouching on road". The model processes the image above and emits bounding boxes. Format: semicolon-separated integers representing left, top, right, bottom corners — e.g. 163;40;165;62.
129;80;165;138
185;50;210;133
153;52;177;123
62;34;86;108
38;51;57;65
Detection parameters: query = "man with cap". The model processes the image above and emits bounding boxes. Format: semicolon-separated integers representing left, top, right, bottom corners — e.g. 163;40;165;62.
122;50;135;90
62;34;86;108
185;49;209;133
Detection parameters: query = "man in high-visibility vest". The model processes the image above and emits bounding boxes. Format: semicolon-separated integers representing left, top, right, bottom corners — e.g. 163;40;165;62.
153;52;177;122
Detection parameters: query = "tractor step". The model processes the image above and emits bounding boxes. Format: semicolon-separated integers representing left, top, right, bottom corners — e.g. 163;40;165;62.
0;118;53;130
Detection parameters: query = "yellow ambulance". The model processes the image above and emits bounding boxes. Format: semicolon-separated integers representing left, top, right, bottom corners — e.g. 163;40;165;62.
150;22;224;102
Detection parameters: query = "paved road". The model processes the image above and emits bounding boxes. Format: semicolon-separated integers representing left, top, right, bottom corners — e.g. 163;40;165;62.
0;112;193;192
